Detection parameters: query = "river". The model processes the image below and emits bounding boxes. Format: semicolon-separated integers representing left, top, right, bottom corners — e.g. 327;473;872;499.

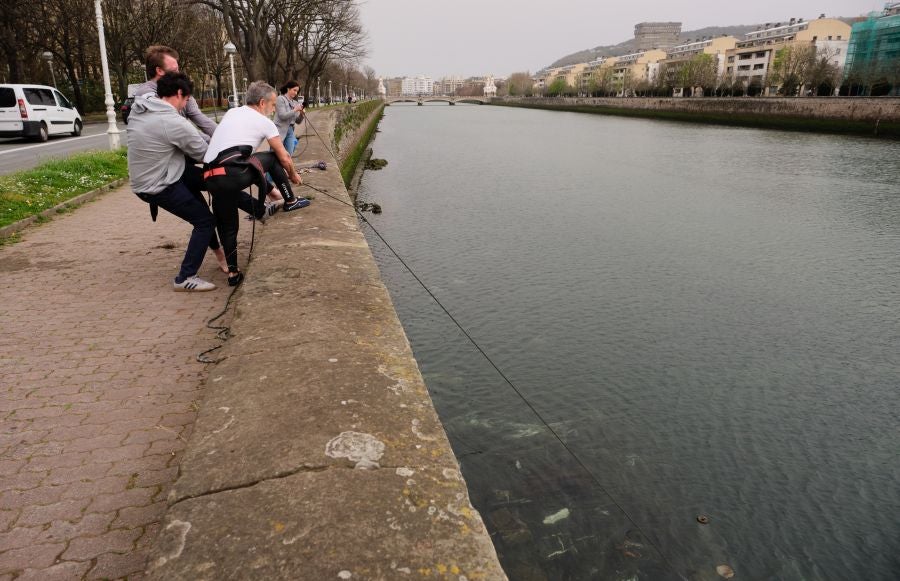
355;103;900;581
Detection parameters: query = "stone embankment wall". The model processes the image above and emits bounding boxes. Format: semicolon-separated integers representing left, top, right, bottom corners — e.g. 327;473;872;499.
493;96;900;137
314;102;386;185
144;107;507;580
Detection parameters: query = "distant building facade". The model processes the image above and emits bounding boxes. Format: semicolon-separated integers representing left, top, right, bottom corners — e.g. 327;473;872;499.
724;17;851;95
611;49;667;95
384;77;403;97
662;36;739;96
844;3;900;95
436;76;464;95
401;75;434;95
483;76;497;96
634;22;682;51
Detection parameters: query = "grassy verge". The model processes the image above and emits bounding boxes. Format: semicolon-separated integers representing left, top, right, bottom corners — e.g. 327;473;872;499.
0;149;128;229
339;103;385;186
492;101;900;139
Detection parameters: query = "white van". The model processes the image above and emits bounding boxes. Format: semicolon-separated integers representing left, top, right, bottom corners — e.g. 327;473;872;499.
0;84;83;141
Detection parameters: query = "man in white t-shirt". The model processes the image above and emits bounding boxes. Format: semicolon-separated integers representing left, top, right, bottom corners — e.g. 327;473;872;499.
202;81;310;286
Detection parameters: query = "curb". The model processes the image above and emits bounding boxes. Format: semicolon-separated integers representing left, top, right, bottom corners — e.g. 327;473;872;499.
0;178;128;239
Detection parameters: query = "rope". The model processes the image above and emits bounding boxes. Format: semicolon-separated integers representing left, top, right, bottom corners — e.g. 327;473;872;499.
196;187;259;364
301;113;682;576
358;208;683;577
206;114;685;577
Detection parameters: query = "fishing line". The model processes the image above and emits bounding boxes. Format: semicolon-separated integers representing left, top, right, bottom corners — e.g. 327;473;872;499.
298;165;682;577
217;112;684;575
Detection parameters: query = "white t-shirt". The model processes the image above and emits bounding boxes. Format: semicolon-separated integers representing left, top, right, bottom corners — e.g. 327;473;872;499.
203;105;279;163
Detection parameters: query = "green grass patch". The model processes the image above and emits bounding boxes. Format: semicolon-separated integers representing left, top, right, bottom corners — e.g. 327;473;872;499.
340;103;385;187
492;101;899;139
0;148;128;229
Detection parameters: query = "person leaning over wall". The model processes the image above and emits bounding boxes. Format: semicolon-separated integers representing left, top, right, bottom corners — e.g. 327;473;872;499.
132;45;218;141
202;80;310;287
127;72;240;292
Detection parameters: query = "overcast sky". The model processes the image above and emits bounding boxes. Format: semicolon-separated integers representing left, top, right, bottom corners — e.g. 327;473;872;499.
357;0;879;78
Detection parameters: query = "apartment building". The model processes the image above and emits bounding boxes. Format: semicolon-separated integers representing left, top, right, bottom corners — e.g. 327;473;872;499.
401;75;435;96
579;58;611;92
436;76;465;95
661;36;739;95
384;77;404;97
724;16;851;95
532;65;580;93
611;49;667;95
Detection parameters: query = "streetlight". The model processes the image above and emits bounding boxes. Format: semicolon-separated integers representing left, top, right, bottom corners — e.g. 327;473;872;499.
316;77;320;106
224;42;238;108
41;52;56;87
93;0;120;149
328;80;332;103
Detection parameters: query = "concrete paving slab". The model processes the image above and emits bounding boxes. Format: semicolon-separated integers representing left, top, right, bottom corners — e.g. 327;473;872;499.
151;469;504;580
146;108;506;579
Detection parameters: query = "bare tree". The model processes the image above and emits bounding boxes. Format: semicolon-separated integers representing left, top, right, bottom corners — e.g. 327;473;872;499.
806;49;842;95
292;0;367;96
506;72;533;96
0;0;35;83
770;44;816;96
34;0;99;112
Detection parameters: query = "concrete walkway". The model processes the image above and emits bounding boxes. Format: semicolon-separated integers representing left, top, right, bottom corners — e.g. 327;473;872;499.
0;186;248;579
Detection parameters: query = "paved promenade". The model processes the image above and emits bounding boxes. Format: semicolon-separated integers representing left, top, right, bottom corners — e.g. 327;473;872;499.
0;187;244;579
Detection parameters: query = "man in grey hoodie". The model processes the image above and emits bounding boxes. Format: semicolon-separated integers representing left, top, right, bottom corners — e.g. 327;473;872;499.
127;72;219;292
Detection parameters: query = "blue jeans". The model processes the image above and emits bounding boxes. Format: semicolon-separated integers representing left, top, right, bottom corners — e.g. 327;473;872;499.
136;179;215;282
283;127;298;155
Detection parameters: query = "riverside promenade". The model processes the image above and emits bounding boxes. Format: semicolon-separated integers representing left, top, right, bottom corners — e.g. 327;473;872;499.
1;108;506;580
0;181;249;578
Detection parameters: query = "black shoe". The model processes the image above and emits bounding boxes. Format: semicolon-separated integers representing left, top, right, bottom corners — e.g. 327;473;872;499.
283;197;310;212
227;270;244;287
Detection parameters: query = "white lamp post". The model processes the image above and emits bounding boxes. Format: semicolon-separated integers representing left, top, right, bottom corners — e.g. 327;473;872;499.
224;42;238;108
41;52;56;87
316;77;320;106
93;0;120;149
328;80;332;102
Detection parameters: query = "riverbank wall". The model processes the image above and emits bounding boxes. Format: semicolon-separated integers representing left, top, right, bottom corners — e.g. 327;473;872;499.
331;101;386;186
491;96;900;138
144;107;507;580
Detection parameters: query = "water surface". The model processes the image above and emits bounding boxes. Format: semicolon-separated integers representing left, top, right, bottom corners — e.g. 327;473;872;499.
357;104;900;580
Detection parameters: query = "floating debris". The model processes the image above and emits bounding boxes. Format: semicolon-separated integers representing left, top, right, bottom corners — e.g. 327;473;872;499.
697;515;710;525
543;508;571;525
716;564;735;579
365;158;388;170
356;201;382;214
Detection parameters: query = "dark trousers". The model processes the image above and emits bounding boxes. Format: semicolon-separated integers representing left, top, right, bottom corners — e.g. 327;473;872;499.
182;164;221;251
204;152;296;271
255;151;297;203
136;178;215;282
205;169;265;272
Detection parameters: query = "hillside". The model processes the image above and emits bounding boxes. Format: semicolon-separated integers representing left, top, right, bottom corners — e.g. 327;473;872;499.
548;25;758;69
545;18;859;69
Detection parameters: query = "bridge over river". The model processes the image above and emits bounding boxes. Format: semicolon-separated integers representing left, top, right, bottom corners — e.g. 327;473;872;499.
384;95;491;105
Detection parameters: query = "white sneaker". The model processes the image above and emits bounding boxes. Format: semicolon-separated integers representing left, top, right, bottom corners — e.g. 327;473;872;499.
173;276;217;292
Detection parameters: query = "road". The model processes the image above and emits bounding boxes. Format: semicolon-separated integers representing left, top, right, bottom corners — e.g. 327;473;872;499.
0;122;128;176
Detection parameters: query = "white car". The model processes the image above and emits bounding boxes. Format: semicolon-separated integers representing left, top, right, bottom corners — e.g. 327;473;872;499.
0;84;83;141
